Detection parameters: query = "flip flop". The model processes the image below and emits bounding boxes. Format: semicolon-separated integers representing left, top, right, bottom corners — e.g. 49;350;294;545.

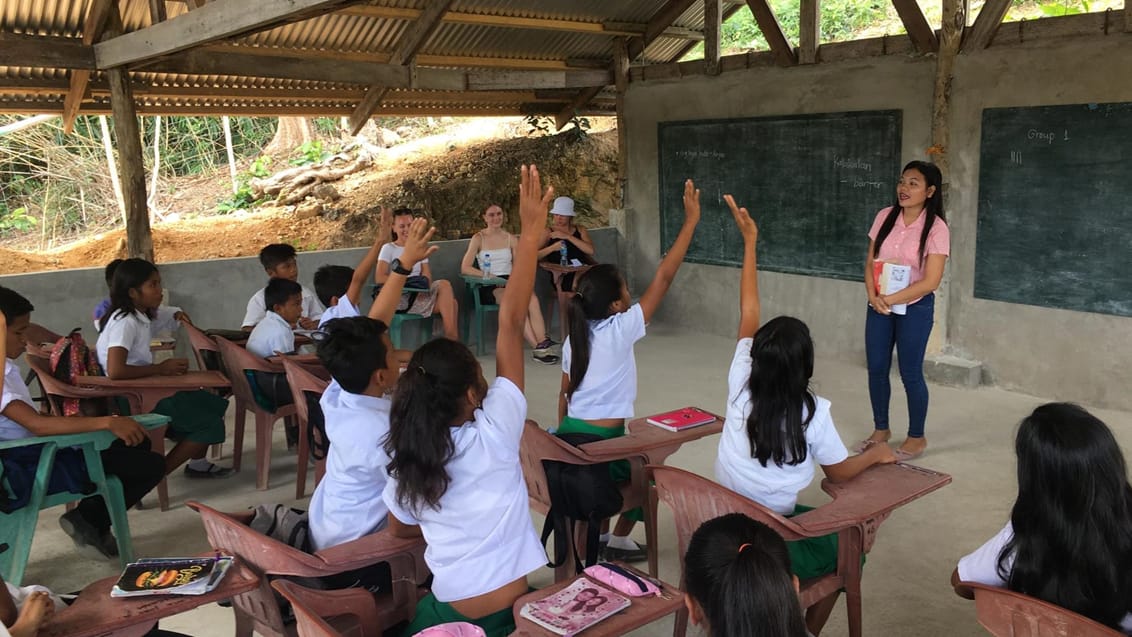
852;439;879;454
894;446;925;462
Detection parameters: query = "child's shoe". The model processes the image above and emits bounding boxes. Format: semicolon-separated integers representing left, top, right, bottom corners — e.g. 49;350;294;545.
59;510;118;559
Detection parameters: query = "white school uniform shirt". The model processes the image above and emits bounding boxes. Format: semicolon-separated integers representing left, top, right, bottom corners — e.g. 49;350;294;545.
317;295;360;329
0;359;37;440
715;338;849;515
958;521;1132;633
96;307;182;369
245;311;295;359
377;243;427;277
561;303;647;420
382;377;544;603
308;381;392;550
242;285;323;328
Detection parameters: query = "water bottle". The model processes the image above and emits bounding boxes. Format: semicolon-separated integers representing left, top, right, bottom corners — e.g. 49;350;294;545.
559;241;568;266
482;253;491;280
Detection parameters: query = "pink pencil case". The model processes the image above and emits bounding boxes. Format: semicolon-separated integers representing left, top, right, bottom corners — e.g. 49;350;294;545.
583;562;662;597
412;623;486;637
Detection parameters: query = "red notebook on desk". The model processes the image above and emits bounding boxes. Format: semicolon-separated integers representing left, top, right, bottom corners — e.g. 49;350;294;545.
646;407;716;432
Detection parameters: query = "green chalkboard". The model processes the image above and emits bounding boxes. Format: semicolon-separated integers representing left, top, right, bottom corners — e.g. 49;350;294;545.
657;110;902;281
975;103;1132;317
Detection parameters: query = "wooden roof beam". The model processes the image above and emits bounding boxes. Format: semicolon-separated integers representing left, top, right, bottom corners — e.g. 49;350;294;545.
94;0;356;68
798;0;820;64
891;0;939;53
0;32;95;69
704;0;723;75
745;0;797;66
63;0;118;134
203;44;573;70
349;0;453;135
963;0;1011;51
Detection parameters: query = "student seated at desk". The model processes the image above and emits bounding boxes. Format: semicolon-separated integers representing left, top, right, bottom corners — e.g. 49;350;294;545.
0;286;164;560
314;208;392;329
95;259;233;480
243;243;323;331
375;208;459;341
91;259;122;331
952;403;1132;634
712;195;893;636
244;279;301;424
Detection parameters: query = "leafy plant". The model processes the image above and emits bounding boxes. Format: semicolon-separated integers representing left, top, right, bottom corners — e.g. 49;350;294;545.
289;140;331;166
0;206;36;235
523;115;591;139
249;155;273;178
1038;0;1089;16
216;182;257;214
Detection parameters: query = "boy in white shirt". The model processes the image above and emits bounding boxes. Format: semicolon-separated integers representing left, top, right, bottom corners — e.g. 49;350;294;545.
0;286;164;560
246;278;302;359
242;243;323;331
313;208;392;329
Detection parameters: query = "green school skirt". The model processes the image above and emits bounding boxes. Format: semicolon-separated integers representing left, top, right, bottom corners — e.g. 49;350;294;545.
556;416;643;522
116;390;227;445
786;504;861;581
402;592;516;637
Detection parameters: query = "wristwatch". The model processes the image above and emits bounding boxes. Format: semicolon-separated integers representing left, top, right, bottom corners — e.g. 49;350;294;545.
389;258;412;276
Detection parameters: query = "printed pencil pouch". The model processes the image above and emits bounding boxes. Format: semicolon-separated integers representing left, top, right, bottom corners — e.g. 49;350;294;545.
583;562;661;597
412;623;486;637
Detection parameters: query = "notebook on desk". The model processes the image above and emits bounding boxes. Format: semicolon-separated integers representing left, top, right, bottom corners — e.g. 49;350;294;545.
519;579;630;635
645;407;716;432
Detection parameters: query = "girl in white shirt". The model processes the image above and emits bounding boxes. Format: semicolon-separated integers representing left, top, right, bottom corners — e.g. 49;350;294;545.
383;165;553;637
556;179;700;561
96;259;232;479
713;195;893;636
953;403;1132;633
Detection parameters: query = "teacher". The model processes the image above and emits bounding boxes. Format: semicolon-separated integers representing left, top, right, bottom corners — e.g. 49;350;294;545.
856;161;950;461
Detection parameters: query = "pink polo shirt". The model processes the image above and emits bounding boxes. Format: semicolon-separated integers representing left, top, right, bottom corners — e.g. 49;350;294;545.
868;207;950;302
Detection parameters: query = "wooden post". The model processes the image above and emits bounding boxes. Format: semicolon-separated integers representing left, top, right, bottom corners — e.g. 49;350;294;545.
147;115;161;217
222;115;238;194
613;38;630;197
704;0;722;76
98;114;127;226
799;0;820;64
932;0;966;185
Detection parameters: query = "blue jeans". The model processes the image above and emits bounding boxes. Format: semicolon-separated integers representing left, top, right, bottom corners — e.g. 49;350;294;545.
865;293;934;438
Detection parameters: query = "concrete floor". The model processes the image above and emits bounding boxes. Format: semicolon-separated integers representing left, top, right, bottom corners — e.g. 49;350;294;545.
18;320;1132;636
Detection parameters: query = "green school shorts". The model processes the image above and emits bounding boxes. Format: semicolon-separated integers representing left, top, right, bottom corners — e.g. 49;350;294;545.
402;592;517;637
116;390;227;445
786;504;862;581
556;416;643;522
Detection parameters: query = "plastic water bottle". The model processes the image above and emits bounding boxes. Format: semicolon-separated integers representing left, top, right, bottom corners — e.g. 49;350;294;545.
482;253;491;280
559;241;568;266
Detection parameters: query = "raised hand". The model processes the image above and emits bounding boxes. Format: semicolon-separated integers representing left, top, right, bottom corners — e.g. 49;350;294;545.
723;194;758;244
401;217;439;267
378;206;393;241
682;179;702;227
519;165;554;233
106;416;147;446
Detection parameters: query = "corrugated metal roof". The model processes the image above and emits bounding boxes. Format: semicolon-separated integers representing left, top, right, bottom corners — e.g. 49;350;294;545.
0;0;712;117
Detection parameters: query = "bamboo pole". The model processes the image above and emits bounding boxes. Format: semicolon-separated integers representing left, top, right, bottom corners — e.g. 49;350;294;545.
148;115;161;217
99;114;127;226
222;115;238;194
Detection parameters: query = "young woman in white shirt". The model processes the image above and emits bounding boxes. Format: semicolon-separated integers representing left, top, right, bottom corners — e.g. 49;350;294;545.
953;403;1132;633
713;195;894;635
556;179;700;561
461;203;558;364
375;209;459;340
383;165;553;637
96;258;232;479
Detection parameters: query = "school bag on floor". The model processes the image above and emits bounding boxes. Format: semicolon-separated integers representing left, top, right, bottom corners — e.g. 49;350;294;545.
539;432;624;573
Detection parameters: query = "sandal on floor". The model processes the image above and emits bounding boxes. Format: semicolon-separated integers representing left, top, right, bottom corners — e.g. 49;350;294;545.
852;439;880;454
894;446;925;462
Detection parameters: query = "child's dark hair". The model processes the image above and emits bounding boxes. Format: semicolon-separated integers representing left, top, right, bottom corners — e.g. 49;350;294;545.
872;160;945;264
313;265;354;308
259;243;297;271
745;316;816;468
104;258;124;288
0;286;34;323
998;402;1132;629
565;264;625;400
264;277;303;312
385;338;481;514
101;258;159;331
685;513;808;637
315;317;390;394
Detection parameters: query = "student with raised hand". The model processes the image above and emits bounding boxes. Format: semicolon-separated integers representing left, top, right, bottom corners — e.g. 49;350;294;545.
952;403;1132;633
684;513;810;637
556;178;700;562
713;194;894;636
314;207;393;328
382;165;553;637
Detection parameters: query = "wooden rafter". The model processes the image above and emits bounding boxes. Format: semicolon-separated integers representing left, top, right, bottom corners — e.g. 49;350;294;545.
349;0;453;135
891;0;939;53
93;0;354;68
963;0;1012;51
0;101;614;118
148;0;168;23
745;0;797;66
704;0;723;76
799;0;820;64
1126;1;1131;32
63;0;117;134
202;44;574;71
0;33;95;69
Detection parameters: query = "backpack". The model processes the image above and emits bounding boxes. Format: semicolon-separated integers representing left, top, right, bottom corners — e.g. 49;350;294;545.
539;432;624;573
250;504;312;553
48;328;113;417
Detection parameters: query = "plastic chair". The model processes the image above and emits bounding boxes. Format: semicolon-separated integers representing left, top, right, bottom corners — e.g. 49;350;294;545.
213;336;298;490
0;414;170;585
22;323;62;411
518;420;655;581
460;273;501;356
181;321;233;461
280;356;329;499
271;580;387;637
650;465;874;637
962;582;1125;637
386;286;439;349
187;500;426;637
24;354;171;512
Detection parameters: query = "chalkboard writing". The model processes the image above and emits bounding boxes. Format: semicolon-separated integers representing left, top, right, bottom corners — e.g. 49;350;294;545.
657;111;902;281
975;103;1132;317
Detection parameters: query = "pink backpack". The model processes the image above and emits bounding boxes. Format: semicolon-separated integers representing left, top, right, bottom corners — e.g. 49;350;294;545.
49;328;113;416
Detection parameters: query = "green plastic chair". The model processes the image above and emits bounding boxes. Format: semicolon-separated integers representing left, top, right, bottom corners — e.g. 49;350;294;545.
461;273;504;356
387;286;438;349
0;413;170;585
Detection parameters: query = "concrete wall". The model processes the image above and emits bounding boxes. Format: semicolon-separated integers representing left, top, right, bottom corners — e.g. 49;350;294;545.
623;38;1132;410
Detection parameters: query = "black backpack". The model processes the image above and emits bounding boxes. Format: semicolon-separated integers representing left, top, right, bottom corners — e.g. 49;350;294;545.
539;432;624;573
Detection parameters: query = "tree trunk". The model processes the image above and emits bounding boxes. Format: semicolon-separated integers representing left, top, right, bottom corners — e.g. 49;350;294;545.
264;116;313;157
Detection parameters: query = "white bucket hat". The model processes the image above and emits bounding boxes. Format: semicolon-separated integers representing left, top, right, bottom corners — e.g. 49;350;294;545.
549;196;576;217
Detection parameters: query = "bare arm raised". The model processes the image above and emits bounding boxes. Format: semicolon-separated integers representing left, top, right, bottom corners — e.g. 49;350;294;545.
724;194;760;340
638;179;700;323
